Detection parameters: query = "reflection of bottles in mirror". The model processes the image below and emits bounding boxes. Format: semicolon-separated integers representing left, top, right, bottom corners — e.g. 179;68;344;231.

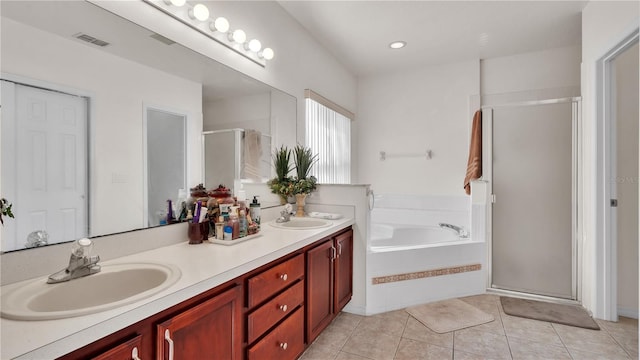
157;210;168;225
25;230;49;248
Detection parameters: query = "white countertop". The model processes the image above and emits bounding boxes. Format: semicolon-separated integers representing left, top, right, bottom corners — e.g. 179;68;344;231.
0;217;354;359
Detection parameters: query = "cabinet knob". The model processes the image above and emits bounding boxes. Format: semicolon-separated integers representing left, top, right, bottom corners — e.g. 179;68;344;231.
280;273;288;281
280;342;288;350
279;304;288;312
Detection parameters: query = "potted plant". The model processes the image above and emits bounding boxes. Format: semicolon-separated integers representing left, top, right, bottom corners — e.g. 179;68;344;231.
1;197;14;225
291;145;318;216
267;145;294;204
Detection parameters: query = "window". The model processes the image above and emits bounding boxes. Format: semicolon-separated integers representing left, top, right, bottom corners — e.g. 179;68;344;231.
305;89;354;184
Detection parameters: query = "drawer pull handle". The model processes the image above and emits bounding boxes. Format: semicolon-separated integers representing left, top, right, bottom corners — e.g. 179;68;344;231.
280;273;288;281
280;342;288;350
279;304;288;312
164;329;174;360
131;347;141;360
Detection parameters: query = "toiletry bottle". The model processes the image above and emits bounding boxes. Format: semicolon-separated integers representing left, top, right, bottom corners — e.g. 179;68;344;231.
223;225;233;240
215;216;225;240
250;196;261;229
229;213;239;239
239;210;247;238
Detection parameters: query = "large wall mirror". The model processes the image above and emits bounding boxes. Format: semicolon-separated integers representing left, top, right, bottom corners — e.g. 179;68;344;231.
0;0;296;252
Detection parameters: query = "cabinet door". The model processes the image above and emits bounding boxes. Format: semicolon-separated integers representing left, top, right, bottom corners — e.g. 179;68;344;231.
157;286;242;360
306;239;334;343
91;335;143;360
334;229;353;313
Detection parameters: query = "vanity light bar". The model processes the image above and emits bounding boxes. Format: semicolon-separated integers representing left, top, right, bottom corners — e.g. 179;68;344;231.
145;0;274;67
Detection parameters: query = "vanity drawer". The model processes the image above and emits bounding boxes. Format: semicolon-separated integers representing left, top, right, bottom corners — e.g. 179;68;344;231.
247;306;304;360
247;280;304;343
247;254;304;307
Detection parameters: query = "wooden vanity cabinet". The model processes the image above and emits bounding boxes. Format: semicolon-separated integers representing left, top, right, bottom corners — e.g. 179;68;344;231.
90;335;143;360
306;228;353;343
245;253;305;360
157;285;243;360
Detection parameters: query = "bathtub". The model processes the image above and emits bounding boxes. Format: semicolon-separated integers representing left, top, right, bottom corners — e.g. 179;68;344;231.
365;194;488;315
369;224;465;252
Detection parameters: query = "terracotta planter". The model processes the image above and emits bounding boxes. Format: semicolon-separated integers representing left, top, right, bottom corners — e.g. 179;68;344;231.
295;194;307;217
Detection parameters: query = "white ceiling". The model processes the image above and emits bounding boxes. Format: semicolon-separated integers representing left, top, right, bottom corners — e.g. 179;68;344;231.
278;1;587;76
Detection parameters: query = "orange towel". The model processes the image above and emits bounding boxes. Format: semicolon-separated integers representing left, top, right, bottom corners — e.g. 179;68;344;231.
464;110;482;195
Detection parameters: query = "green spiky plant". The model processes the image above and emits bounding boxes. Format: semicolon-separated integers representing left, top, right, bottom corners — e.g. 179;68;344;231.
292;145;318;195
267;146;294;198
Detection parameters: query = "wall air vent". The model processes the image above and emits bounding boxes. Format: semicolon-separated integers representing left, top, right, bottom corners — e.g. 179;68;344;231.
73;33;110;47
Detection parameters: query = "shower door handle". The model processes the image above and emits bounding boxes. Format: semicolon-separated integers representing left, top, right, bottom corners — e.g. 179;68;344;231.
611;199;618;207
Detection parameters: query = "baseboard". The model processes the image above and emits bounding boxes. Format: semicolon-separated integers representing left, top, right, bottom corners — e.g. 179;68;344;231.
617;307;639;319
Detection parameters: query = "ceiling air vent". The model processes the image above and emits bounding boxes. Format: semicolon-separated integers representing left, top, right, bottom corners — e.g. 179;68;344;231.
73;33;110;47
150;33;176;46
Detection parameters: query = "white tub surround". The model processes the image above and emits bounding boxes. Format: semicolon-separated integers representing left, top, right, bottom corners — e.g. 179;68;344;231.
0;216;354;360
366;194;487;314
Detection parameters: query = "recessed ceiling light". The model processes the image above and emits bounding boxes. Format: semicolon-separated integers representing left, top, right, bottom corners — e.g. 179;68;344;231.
389;41;406;49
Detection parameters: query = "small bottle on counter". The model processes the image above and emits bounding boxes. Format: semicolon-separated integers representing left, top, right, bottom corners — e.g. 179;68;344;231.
223;225;233;240
239;210;247;238
250;196;261;229
229;213;240;239
215;216;225;240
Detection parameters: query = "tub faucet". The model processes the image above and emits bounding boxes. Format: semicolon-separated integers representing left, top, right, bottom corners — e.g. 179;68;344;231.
47;238;101;284
438;223;469;238
276;204;293;223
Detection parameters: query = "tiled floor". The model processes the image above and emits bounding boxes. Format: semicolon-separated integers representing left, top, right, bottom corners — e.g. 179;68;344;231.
300;294;639;360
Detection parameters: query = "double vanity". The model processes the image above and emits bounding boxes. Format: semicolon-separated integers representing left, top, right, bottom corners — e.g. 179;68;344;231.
0;217;354;359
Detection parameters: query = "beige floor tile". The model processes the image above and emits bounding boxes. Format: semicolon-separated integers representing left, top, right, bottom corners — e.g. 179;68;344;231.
553;323;631;358
353;310;408;338
453;328;511;360
333;312;365;331
501;314;563;346
507;336;570;360
597;316;638;334
300;343;339;360
394;338;453;360
342;330;402;360
566;347;631;360
311;321;354;350
459;294;501;306
402;316;454;348
453;349;500;360
336;351;374;360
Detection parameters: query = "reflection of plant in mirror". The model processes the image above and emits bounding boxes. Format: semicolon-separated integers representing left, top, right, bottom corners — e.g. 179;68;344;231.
268;146;294;199
1;198;14;225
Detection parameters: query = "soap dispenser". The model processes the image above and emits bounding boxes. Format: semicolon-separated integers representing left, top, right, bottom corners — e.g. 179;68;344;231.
249;196;261;228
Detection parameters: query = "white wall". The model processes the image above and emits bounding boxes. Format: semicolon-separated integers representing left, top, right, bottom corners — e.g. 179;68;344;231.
356;60;480;195
481;45;581;104
614;42;639;317
92;0;358;150
1;18;203;237
203;93;271;133
581;0;639;318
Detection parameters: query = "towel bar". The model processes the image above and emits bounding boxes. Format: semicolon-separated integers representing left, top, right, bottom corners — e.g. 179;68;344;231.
380;150;432;161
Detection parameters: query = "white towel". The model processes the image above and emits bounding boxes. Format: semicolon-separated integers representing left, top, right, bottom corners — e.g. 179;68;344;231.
243;129;262;181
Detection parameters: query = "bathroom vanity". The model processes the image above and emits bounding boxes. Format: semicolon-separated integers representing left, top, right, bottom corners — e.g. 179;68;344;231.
0;219;353;359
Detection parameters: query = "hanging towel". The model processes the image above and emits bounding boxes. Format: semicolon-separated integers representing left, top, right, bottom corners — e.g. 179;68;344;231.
243;129;262;181
463;110;482;195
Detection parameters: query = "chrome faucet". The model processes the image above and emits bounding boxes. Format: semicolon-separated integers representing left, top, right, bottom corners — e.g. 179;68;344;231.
276;204;293;223
438;223;469;238
47;238;101;284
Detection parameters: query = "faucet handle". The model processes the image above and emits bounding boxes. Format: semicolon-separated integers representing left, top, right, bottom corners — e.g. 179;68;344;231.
71;238;94;257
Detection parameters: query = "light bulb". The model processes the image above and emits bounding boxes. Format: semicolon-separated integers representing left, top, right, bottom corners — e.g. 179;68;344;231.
246;39;262;52
229;29;246;44
210;17;230;33
389;41;406;49
165;0;186;6
259;47;274;60
188;3;209;21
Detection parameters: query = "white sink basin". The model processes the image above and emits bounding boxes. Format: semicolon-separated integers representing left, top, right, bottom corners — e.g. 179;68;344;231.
1;262;181;320
269;217;332;230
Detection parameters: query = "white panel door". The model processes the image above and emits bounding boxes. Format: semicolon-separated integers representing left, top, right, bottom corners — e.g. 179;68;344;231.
3;83;88;250
491;102;574;299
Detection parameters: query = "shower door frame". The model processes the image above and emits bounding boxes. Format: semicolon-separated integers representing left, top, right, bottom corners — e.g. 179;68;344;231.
483;97;582;303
